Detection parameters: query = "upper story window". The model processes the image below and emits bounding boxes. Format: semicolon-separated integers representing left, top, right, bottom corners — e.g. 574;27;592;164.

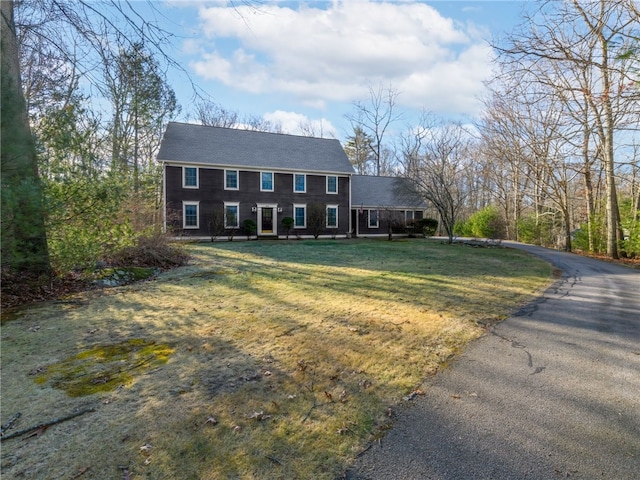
261;171;274;192
225;169;239;190
369;209;379;228
326;175;338;194
326;205;338;228
183;167;198;188
293;174;306;193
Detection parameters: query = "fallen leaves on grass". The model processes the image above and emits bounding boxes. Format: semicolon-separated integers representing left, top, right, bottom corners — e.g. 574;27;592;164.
403;389;425;401
204;416;218;426
25;426;48;438
70;466;91;479
248;411;272;421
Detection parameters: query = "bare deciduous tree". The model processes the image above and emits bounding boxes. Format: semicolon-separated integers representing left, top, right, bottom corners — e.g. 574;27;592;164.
346;82;403;176
193;99;240;128
496;0;639;258
404;120;473;243
307;203;326;239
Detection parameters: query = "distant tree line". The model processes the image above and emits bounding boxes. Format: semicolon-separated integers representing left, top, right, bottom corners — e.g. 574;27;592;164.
342;0;639;257
1;0;638;299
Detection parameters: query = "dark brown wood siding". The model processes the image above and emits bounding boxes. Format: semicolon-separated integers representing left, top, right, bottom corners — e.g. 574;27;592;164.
165;165;350;237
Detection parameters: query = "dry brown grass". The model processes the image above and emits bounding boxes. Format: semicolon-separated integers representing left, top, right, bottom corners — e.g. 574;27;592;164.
1;239;552;479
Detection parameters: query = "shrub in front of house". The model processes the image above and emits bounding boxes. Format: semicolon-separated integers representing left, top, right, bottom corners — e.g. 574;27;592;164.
415;218;438;237
243;219;257;240
281;217;294;239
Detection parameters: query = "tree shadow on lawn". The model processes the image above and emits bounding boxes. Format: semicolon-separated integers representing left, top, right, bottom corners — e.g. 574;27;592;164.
1;272;392;479
205;238;545;276
0;239;553;479
348;256;640;479
351;305;640;479
189;240;548;325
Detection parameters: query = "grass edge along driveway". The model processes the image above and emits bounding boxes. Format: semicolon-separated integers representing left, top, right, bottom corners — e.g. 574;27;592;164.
0;239;552;479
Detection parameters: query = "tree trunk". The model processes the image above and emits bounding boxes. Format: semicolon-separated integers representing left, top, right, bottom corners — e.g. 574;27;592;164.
633;162;640;225
1;0;50;274
563;206;572;252
600;37;620;259
582;113;595;251
583;167;595;251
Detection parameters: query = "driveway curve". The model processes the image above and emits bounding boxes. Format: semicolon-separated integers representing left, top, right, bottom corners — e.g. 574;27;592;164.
348;243;640;479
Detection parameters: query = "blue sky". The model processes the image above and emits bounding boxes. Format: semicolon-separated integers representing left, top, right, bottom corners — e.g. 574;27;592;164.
151;1;528;141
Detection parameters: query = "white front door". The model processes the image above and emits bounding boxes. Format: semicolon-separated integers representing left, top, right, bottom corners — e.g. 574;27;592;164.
258;204;278;236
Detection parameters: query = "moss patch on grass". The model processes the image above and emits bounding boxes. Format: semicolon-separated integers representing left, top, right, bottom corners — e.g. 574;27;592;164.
33;339;173;397
94;266;158;287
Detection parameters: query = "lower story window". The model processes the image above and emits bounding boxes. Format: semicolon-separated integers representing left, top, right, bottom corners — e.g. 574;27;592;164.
183;201;199;229
369;209;379;228
326;205;338;228
224;202;239;228
294;204;306;228
405;210;414;224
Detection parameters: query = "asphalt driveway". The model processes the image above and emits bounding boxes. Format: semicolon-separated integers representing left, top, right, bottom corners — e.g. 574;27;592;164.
348;243;640;479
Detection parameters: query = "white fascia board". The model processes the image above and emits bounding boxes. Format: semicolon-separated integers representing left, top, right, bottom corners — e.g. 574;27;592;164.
159;160;352;176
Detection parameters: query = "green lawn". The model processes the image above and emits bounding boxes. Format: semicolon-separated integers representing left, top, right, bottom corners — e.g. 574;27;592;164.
0;239;552;479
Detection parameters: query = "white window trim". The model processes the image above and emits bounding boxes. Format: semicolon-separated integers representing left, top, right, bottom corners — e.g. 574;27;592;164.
293;173;306;193
293;203;307;228
326;204;338;229
326;175;338;194
224;169;239;190
183;201;200;229
369;209;379;228
183;166;199;189
260;171;274;192
405;210;414;224
224;202;240;229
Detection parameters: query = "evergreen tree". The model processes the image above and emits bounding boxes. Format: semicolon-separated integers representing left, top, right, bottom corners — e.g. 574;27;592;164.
1;1;50;274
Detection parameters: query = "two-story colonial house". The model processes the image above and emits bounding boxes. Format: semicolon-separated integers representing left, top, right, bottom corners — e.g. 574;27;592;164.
158;122;427;239
158;122;354;238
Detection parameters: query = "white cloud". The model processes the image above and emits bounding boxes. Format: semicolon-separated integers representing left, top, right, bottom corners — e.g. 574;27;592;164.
189;1;493;115
263;110;338;138
399;43;493;115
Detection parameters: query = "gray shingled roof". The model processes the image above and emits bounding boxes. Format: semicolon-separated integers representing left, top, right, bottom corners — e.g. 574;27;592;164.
351;175;427;208
157;122;354;174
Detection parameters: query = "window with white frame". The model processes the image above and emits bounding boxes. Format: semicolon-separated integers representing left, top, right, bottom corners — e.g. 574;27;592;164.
261;171;274;191
326;205;338;228
224;202;239;228
326;175;338;194
293;204;306;228
183;201;199;229
183;167;198;188
225;169;238;190
293;174;306;193
405;210;414;224
368;209;379;228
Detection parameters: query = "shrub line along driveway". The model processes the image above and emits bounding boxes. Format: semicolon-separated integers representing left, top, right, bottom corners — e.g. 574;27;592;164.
348;243;640;479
